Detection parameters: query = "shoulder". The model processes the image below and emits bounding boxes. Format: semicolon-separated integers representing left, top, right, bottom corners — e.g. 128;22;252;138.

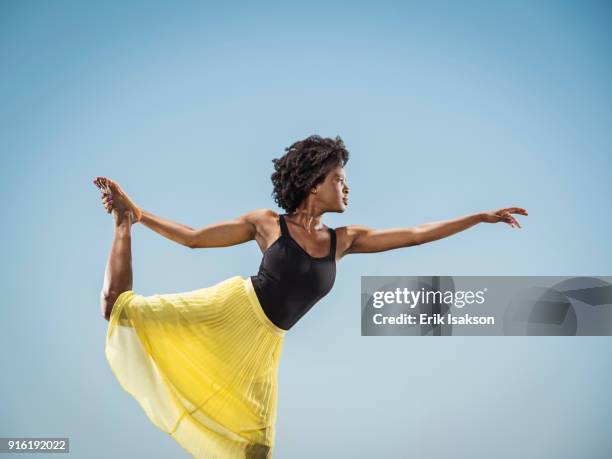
239;208;280;236
239;208;278;222
334;224;371;238
332;224;372;255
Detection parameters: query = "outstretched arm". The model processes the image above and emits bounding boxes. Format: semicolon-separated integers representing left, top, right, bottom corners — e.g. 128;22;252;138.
93;176;262;249
344;207;528;255
139;210;197;247
140;208;270;249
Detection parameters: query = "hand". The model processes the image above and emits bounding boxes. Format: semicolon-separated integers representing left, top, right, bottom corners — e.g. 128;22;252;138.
480;207;528;229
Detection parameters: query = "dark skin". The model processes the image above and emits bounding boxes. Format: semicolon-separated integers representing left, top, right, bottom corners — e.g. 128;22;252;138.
93;166;528;320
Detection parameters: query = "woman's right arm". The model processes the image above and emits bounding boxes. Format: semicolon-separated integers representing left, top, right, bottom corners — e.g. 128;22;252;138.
139;208;271;249
139;210;195;247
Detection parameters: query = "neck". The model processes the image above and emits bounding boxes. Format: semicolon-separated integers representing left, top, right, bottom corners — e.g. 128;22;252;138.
286;209;325;234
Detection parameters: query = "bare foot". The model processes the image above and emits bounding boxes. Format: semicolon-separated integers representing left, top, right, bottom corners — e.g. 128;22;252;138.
93;177;143;225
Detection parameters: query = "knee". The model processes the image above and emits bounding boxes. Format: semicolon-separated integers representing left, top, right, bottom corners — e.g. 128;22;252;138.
100;291;118;321
244;443;271;459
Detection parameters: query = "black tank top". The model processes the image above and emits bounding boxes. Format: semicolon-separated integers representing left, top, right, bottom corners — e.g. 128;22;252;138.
250;214;337;331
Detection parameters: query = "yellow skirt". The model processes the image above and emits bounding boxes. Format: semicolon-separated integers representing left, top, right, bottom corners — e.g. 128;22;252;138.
105;275;287;459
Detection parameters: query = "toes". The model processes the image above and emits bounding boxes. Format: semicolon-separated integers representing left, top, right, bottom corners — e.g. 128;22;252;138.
95;178;122;216
93;177;110;194
95;178;115;214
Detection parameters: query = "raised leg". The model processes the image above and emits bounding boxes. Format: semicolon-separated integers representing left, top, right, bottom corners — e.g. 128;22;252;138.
101;210;134;321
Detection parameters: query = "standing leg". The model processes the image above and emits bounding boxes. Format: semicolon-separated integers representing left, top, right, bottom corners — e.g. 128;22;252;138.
100;210;134;321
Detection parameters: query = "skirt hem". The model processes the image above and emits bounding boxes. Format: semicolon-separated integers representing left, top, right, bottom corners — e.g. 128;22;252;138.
104;277;283;458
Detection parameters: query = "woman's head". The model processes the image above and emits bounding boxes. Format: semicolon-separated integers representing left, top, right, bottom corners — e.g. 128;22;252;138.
271;135;350;214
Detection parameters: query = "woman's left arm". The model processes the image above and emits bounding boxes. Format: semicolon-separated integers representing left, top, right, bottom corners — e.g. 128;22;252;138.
344;207;528;255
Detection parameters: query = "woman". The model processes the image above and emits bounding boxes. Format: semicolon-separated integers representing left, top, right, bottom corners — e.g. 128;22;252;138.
94;135;527;458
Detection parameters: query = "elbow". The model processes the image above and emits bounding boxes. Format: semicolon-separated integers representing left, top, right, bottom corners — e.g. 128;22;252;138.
183;236;193;249
100;291;117;321
411;230;424;246
184;236;196;249
185;231;206;249
186;239;204;249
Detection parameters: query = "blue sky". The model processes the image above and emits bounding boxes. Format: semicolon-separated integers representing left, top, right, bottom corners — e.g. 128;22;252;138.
1;1;611;457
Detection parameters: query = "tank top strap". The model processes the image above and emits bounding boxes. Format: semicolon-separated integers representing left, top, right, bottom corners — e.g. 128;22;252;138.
328;227;337;259
279;214;290;237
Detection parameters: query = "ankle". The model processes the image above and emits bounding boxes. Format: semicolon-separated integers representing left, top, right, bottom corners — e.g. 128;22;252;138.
113;210;133;229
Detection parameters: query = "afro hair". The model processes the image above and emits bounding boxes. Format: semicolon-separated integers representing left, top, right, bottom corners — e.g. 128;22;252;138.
270;135;350;213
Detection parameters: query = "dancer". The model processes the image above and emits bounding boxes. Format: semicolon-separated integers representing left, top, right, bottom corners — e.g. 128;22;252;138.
95;135;528;458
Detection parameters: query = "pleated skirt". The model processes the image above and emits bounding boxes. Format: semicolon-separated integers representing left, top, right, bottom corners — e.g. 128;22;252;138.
105;275;287;459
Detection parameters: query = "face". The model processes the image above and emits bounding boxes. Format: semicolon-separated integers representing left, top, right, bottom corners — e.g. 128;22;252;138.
314;165;350;212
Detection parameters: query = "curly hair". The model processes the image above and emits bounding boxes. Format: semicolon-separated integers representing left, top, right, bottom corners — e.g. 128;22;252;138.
271;134;350;213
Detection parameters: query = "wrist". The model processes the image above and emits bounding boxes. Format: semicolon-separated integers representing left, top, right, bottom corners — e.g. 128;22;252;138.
135;208;144;223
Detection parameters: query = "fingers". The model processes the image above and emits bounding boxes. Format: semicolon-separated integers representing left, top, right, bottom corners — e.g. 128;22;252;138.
510;207;528;216
496;211;514;227
502;207;528;216
501;212;521;229
495;207;527;228
485;207;527;229
93;177;116;214
101;195;113;212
